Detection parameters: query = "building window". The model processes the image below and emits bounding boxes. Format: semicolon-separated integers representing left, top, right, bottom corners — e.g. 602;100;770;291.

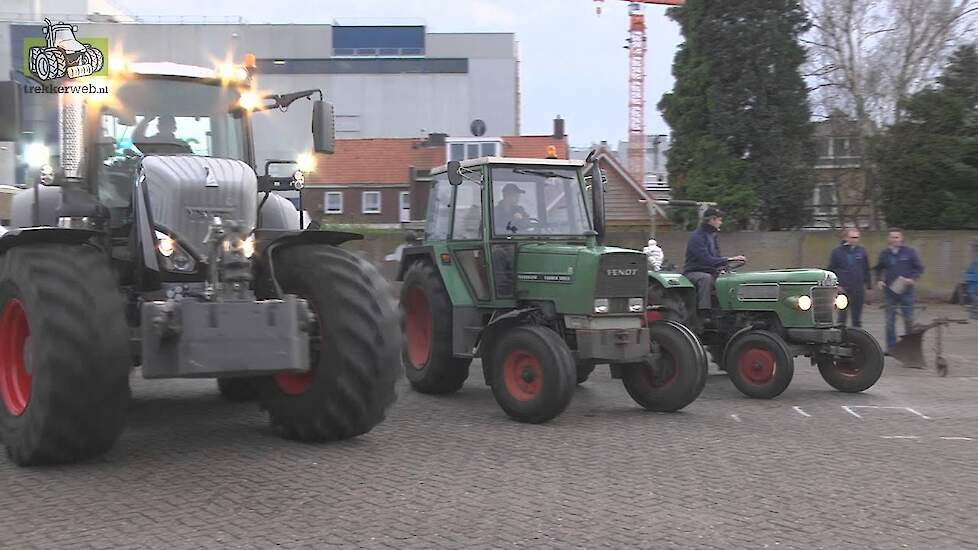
399;191;411;223
447;140;501;161
332;26;425;57
324;192;343;214
362;191;381;214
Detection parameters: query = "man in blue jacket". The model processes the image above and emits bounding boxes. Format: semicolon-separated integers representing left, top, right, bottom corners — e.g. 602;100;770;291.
873;228;925;352
683;207;746;321
827;227;871;327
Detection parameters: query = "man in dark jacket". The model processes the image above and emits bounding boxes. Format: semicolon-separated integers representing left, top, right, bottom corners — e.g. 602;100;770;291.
683;207;746;319
827;227;871;327
873;228;925;352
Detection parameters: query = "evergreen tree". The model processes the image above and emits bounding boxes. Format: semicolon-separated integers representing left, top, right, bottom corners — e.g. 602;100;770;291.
876;44;978;230
659;0;815;230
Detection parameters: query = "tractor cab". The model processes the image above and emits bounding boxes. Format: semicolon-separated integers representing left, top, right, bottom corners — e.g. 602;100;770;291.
397;156;707;424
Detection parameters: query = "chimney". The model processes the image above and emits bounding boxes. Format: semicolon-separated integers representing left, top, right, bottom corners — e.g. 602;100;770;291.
552;116;565;139
425;133;447;147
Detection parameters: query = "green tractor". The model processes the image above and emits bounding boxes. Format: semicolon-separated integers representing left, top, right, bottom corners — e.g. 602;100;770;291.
648;254;885;399
396;155;708;423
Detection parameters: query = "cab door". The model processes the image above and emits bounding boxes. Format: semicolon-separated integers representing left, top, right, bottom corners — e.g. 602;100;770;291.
447;168;494;304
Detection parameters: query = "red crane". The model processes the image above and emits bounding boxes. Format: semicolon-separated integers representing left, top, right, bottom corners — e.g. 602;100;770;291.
595;0;684;183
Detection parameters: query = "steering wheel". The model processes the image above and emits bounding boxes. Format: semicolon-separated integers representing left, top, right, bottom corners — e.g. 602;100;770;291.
725;258;747;271
521;217;542;233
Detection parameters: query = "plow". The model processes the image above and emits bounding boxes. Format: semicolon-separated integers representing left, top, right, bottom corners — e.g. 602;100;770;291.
887;317;971;377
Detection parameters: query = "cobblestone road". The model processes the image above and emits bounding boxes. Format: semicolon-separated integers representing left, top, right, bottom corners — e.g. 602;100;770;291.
1;305;976;549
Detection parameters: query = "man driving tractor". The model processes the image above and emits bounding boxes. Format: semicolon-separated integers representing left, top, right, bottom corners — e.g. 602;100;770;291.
683;207;746;323
494;182;530;234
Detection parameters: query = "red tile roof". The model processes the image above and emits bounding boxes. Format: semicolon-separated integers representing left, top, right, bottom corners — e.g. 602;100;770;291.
306;135;570;186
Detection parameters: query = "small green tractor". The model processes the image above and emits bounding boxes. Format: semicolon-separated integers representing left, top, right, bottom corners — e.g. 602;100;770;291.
648;262;885;399
397;155;707;423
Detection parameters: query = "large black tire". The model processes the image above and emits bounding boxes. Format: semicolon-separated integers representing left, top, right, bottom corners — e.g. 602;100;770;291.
217;377;259;402
725;330;794;399
489;325;575;423
400;261;471;394
647;282;688;323
256;244;400;441
816;327;884;393
0;244;130;466
622;321;707;412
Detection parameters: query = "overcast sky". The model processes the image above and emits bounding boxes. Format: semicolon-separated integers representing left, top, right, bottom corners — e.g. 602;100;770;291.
115;0;683;147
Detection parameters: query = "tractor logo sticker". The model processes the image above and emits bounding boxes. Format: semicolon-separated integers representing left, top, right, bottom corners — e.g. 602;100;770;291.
23;19;108;82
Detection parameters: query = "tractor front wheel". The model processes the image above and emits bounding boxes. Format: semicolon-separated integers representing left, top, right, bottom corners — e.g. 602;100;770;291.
0;244;131;466
816;327;884;393
489;325;575;423
400;261;471;394
257;244;400;441
725;330;794;399
622;321;707;412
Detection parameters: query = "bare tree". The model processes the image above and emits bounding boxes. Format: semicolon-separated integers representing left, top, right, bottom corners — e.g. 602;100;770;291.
802;0;978;227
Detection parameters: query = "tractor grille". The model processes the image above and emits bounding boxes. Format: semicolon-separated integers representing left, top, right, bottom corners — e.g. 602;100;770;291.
812;287;837;325
595;253;647;298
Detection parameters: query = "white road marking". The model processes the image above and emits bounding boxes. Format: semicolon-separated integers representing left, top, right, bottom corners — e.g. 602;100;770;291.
939;437;974;441
881;435;920;439
730;414;741;423
844;405;930;419
792;406;811;418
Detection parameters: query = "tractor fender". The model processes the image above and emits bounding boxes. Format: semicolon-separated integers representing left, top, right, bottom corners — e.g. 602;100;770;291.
254;229;363;297
0;227;100;255
649;271;694;289
396;246;434;281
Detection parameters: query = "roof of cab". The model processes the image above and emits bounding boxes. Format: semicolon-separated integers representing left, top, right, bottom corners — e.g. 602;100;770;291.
430;156;585;174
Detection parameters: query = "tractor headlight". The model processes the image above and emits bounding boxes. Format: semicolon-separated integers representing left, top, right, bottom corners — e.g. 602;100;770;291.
835;293;849;310
628;297;645;313
797;295;813;311
594;298;610;314
224;235;257;258
155;230;175;257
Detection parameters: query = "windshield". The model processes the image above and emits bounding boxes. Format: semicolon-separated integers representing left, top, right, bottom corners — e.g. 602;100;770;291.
490;166;591;236
96;78;247;208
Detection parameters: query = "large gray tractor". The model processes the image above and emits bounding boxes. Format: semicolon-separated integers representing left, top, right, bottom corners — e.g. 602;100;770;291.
0;60;400;466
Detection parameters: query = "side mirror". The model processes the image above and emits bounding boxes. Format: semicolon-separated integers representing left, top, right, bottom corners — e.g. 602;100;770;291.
312;100;335;154
447;160;462;186
0;81;21;142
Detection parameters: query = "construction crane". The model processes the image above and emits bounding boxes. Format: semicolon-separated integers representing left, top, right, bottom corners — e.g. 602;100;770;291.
595;0;684;183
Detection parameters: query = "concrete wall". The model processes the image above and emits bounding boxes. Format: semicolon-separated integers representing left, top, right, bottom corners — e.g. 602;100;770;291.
650;230;978;301
340;228;978;302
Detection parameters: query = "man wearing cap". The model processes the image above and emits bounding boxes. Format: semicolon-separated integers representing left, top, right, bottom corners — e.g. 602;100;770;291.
494;183;531;234
683;207;746;322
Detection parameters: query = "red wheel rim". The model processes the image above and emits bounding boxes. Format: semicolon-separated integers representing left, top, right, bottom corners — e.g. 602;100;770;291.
404;287;433;369
275;370;314;396
644;310;663;326
0;299;31;416
502;350;542;401
738;347;776;386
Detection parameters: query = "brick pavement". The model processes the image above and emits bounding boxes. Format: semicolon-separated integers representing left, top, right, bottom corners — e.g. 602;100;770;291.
0;305;976;549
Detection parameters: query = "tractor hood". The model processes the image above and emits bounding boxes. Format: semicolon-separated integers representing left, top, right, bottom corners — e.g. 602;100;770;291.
516;243;647;315
719;268;838;287
141;156;257;258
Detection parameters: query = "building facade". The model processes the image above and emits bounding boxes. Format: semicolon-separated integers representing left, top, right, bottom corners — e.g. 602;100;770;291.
0;3;520;186
808;112;874;229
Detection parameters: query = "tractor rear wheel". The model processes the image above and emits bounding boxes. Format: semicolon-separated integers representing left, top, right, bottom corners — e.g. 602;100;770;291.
725;330;794;399
0;244;130;466
217;377;259;402
816;327;884;393
489;325;575;423
400;261;471;394
257;244;399;441
622;321;706;412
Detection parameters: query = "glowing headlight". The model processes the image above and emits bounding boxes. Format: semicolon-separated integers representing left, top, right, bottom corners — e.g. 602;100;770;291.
594;298;610;314
797;295;813;311
296;152;316;174
835;294;849;310
155;230;175;257
241;235;256;258
292;170;305;189
628;297;645;313
238;91;262;111
25;143;50;168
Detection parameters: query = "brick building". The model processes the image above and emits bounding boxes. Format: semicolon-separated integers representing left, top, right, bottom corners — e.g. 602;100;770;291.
808;112;875;229
302;127;570;227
